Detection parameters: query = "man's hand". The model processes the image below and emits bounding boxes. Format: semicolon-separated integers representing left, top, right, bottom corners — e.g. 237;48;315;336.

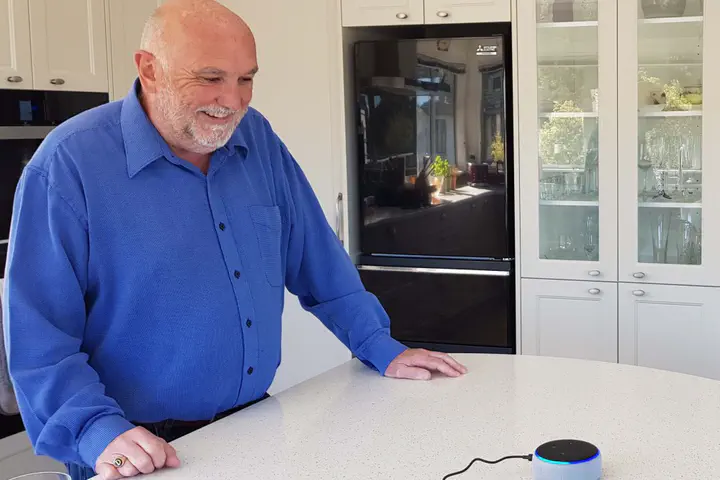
95;426;181;479
385;348;468;380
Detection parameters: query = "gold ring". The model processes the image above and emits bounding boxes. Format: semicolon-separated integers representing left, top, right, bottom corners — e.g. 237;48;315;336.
112;455;127;468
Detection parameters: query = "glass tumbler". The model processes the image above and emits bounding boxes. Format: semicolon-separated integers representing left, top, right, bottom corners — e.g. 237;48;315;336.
9;473;71;480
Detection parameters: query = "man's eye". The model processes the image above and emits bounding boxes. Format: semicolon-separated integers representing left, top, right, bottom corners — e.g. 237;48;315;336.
203;77;222;83
240;77;253;84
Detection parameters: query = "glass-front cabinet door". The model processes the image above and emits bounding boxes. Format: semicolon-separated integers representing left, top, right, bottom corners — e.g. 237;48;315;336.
519;0;618;281
618;0;720;286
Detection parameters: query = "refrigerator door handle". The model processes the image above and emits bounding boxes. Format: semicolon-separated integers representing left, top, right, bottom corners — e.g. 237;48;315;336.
356;265;510;277
335;192;344;246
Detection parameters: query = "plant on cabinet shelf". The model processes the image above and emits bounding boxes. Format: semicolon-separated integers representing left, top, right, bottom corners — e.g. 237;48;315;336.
639;69;698;112
539;100;586;167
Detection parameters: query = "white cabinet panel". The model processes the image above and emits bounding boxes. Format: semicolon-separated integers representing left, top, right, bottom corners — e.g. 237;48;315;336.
29;0;108;92
108;0;164;100
619;283;720;380
522;278;618;363
0;0;32;89
423;0;510;24
518;0;618;282
341;0;424;26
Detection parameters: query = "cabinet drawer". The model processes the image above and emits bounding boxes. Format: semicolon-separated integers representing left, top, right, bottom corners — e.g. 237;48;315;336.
341;0;424;26
424;0;511;24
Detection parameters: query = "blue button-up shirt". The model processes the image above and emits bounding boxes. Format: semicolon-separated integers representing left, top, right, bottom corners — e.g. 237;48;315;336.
3;81;406;468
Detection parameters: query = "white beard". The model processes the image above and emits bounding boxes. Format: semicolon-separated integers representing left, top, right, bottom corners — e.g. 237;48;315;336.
155;83;245;154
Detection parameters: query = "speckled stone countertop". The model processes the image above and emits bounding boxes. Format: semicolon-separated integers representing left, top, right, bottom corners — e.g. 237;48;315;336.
111;354;720;479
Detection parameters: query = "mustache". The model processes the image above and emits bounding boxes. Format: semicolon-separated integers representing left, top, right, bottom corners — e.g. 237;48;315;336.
196;105;239;118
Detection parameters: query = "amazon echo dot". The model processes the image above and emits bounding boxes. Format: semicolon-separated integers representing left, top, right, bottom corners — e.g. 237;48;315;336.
532;439;602;480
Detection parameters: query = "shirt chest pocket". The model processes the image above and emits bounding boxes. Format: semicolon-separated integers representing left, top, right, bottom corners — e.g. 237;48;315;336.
248;205;284;287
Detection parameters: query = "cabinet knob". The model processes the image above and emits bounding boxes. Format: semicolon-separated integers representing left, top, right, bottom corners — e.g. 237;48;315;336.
633;272;646;279
50;78;65;85
6;76;23;83
588;288;601;295
632;290;646;297
437;10;450;17
588;270;601;277
396;12;408;19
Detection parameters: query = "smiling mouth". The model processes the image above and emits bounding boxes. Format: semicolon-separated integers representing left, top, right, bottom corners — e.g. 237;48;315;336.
202;111;230;119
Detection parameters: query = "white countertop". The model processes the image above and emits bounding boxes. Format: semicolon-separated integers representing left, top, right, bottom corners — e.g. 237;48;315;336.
127;354;720;479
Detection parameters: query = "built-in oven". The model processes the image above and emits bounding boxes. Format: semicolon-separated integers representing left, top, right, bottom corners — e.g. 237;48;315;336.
0;89;108;277
0;89;107;440
357;257;515;354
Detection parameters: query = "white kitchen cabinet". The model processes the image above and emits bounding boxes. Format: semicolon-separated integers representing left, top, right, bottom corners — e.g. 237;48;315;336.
107;0;164;100
0;0;32;89
219;0;352;394
617;0;720;287
521;278;617;363
619;283;720;380
518;0;618;283
423;0;510;24
341;0;424;26
28;0;109;92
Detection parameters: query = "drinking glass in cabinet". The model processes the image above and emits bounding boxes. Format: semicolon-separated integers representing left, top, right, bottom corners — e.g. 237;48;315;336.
638;207;702;265
540;206;599;261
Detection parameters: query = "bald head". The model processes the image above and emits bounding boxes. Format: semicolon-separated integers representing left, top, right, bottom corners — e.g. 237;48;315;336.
134;0;258;161
140;0;253;71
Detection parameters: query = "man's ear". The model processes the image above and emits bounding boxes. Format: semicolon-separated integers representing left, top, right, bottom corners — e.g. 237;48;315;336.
135;50;161;93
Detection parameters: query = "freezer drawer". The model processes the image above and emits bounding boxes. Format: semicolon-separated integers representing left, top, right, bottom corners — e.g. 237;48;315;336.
358;264;515;353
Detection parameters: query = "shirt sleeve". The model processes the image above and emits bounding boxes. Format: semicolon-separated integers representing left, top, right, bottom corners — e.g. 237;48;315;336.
3;164;134;468
273;135;407;376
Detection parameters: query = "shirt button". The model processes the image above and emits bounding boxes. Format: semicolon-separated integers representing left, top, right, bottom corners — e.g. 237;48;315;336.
219;222;226;231
246;319;252;327
234;270;241;279
247;366;254;375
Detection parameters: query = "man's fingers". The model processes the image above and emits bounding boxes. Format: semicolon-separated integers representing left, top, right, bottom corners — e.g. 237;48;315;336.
393;365;432;380
116;457;141;478
429;351;468;374
164;442;182;468
95;462;123;480
411;355;462;377
135;435;167;469
121;440;156;475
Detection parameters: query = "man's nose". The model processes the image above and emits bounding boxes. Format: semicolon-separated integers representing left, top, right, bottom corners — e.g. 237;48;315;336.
217;81;251;111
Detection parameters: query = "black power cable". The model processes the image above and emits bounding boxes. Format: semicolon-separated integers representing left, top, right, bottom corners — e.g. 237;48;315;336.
442;454;534;479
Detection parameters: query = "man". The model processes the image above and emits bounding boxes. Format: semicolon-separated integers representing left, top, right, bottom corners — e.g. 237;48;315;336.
2;1;467;479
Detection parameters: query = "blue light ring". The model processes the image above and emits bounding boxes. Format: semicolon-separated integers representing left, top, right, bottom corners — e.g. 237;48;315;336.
534;450;600;465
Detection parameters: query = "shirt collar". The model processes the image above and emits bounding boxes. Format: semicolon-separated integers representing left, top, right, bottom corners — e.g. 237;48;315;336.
121;78;249;178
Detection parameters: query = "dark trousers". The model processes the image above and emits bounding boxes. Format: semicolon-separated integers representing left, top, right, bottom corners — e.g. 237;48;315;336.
65;394;269;480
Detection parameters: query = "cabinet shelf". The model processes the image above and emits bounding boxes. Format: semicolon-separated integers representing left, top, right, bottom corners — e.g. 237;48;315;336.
538;63;598;68
639;16;703;25
540;200;599;207
638;201;702;209
639;62;702;68
639;110;702;117
539;112;598;118
537;20;598;29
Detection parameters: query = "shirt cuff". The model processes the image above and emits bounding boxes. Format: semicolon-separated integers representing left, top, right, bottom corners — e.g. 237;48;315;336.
78;414;135;468
361;332;408;375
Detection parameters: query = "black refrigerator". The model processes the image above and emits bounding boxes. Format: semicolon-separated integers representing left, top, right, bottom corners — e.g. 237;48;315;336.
352;24;515;354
